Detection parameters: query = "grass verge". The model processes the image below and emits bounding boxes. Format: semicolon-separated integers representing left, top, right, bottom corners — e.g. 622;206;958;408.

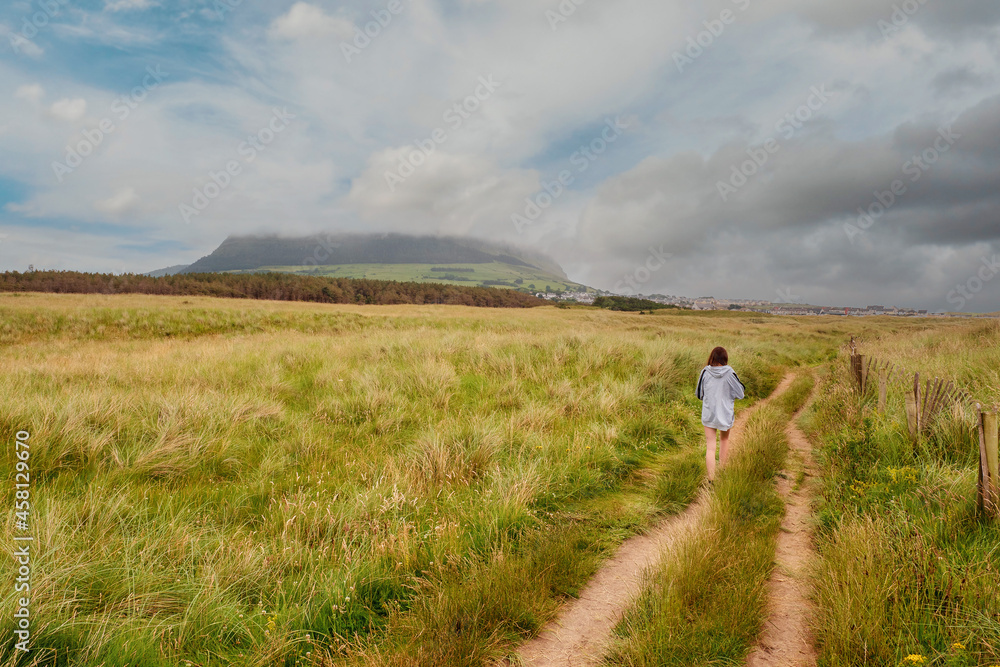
802;348;1000;667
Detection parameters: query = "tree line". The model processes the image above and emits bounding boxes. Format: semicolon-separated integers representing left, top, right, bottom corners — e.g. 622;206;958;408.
0;271;547;308
592;296;681;312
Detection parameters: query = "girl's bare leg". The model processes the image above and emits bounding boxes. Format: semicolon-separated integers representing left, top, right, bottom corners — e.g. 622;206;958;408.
705;426;717;481
719;429;731;468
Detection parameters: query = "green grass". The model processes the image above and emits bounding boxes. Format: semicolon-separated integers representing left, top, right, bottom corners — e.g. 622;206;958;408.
605;372;816;666
3;294;993;667
247;262;588;293
0;295;851;667
802;322;1000;667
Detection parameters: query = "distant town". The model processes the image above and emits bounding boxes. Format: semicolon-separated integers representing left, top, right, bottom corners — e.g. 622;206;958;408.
535;290;992;318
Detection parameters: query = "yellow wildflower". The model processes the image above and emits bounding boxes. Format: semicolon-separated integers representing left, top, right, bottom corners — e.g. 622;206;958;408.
951;642;965;651
902;656;926;665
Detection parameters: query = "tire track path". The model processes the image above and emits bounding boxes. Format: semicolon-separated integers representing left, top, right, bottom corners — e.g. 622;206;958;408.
745;392;819;667
511;374;798;667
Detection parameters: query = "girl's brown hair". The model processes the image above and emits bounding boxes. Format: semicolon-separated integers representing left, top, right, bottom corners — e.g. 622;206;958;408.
707;346;728;366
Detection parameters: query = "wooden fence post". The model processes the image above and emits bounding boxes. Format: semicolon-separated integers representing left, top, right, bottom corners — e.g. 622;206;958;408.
914;373;922;432
979;407;988;515
878;367;888;413
903;372;921;439
985;411;999;518
906;391;918;439
850;354;869;394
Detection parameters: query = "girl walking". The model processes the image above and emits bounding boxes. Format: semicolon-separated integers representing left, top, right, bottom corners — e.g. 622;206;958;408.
695;346;746;483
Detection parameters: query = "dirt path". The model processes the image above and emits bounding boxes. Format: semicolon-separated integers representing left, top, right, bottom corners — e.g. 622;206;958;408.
510;374;798;667
745;396;819;667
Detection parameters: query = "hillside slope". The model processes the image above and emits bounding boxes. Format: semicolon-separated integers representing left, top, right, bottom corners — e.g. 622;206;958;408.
181;233;569;279
145;264;190;277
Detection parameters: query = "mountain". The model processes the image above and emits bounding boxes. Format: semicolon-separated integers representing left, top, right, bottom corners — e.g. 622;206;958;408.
145;264;190;277
181;233;569;278
172;233;589;293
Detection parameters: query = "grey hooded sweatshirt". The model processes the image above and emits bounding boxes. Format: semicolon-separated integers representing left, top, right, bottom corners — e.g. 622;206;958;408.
696;365;746;431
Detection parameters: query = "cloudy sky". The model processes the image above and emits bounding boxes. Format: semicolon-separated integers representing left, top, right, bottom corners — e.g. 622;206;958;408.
1;0;999;311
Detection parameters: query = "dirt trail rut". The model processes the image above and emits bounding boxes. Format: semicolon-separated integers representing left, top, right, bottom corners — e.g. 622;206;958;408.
511;374;798;667
745;398;819;667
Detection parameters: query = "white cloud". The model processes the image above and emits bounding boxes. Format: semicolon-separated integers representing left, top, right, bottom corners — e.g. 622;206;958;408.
4;201;41;217
95;188;140;216
14;84;44;104
349;149;539;237
0;23;45;58
49;97;87;122
268;3;355;41
104;0;156;12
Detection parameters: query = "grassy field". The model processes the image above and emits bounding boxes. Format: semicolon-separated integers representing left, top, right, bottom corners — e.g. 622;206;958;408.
802;321;1000;666
1;294;994;667
243;262;588;294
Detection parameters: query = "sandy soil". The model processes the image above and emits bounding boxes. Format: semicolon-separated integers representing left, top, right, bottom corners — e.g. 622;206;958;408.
745;407;819;667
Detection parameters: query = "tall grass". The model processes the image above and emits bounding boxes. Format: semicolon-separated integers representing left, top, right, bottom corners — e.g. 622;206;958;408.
0;295;857;665
605;373;815;666
804;322;1000;666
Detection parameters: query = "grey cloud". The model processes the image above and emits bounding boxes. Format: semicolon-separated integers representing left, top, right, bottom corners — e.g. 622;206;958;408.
780;0;1000;39
571;93;1000;311
931;67;993;96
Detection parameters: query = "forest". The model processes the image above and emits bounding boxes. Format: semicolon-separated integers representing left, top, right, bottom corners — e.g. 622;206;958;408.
0;270;547;308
